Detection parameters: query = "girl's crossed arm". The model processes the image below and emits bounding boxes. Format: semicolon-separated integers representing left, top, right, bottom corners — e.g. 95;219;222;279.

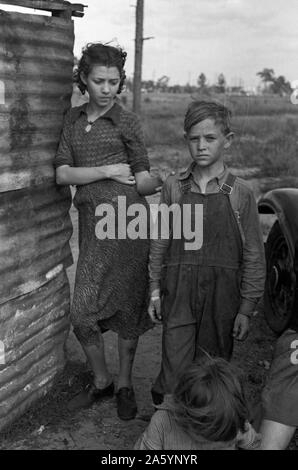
56;163;135;186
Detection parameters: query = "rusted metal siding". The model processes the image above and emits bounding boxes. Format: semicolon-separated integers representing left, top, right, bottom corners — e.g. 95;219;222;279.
0;9;74;292
0;6;77;430
0;271;70;429
0;184;73;304
0;9;74;191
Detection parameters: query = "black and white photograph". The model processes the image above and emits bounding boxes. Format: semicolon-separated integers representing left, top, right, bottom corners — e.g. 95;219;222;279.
0;0;297;453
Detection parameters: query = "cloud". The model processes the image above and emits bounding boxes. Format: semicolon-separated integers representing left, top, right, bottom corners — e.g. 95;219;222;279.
73;0;298;86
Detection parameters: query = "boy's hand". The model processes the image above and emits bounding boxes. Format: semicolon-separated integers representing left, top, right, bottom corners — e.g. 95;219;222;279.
148;292;162;324
233;314;250;341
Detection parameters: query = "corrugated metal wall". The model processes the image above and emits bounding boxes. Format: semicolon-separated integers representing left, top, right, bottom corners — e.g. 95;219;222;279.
0;8;74;430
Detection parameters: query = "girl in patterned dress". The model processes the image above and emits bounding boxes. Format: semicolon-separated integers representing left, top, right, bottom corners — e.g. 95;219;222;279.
55;43;162;420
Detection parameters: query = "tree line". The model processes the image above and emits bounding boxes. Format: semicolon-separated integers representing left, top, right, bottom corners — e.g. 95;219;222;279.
73;55;292;97
123;68;293;96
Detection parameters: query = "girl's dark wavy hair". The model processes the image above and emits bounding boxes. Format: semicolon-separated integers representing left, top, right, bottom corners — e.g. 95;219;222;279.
171;356;248;443
74;42;127;95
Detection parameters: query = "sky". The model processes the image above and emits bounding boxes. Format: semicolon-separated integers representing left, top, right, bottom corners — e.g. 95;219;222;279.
1;0;298;88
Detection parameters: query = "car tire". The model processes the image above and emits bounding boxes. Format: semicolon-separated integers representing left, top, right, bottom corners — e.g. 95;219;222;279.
264;221;295;333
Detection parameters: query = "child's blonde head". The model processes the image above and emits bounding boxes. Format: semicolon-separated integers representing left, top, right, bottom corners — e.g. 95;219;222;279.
172;356;248;443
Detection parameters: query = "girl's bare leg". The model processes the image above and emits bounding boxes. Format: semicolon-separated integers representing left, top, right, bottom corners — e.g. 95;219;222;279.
117;336;138;389
82;331;112;389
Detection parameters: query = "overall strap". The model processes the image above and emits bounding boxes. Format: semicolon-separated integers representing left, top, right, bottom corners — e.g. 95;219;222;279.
219;172;245;245
179;173;236;195
179;178;192;194
219;172;236;195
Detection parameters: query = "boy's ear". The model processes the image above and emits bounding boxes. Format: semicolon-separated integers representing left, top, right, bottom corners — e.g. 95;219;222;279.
80;72;87;86
183;132;188;140
224;132;234;149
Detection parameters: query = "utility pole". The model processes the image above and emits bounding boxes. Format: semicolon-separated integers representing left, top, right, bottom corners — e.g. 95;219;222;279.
133;0;144;115
132;0;154;114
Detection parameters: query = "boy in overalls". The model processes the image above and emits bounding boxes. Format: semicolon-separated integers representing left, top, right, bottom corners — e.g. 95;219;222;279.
148;100;266;404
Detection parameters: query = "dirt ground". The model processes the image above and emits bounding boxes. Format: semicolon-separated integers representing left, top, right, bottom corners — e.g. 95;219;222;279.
0;184;297;450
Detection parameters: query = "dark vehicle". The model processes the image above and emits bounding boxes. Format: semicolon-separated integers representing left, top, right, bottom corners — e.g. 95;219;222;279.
258;188;298;333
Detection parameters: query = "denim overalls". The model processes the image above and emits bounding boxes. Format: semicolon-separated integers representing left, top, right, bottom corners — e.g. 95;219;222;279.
153;173;243;395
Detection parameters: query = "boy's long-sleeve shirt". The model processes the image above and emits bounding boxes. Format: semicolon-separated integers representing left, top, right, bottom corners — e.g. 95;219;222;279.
149;164;266;317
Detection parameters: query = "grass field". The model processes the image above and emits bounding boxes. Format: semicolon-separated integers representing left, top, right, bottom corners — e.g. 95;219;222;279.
72;88;298;181
137;92;298;179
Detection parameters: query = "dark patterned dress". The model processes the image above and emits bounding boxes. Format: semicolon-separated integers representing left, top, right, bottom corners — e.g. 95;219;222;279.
55;102;153;344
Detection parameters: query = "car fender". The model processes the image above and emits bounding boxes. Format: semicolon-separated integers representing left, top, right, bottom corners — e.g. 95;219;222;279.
258;188;298;258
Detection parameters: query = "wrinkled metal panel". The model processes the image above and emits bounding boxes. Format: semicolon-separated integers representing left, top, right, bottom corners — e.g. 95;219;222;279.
0;7;76;430
0;9;74;191
0;8;74;295
0;184;73;305
0;271;70;428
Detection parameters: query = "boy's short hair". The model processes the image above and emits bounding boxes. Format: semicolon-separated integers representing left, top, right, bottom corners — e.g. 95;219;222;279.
184;100;232;135
172;356;248;443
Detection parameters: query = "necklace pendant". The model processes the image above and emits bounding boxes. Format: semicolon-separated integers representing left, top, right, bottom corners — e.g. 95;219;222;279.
85;124;92;133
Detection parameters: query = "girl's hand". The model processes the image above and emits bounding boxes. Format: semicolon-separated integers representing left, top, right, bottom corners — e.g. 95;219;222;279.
159;168;173;182
150;168;175;194
106;163;136;185
152;176;163;194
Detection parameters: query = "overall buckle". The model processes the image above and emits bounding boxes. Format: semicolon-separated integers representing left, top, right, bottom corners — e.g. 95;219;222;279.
219;182;233;195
